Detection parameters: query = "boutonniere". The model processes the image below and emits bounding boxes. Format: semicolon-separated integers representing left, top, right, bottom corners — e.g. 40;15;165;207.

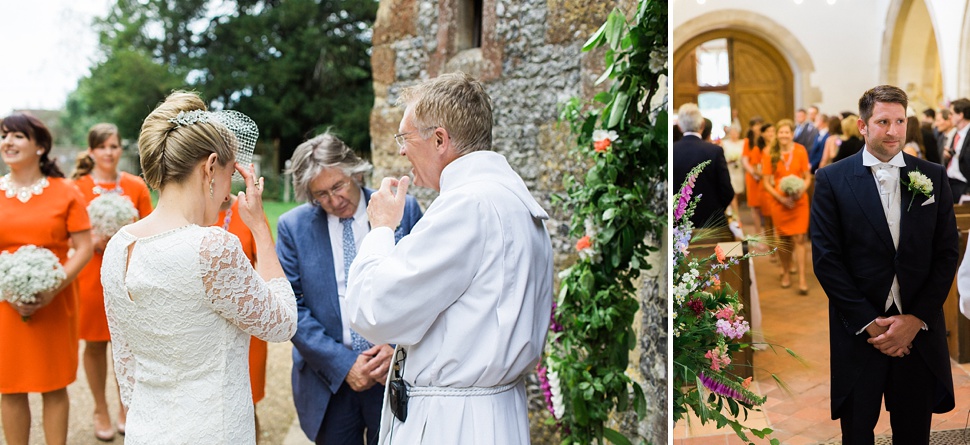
902;170;933;211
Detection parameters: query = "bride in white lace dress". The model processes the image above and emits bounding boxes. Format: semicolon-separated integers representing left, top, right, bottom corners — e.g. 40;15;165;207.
101;92;297;444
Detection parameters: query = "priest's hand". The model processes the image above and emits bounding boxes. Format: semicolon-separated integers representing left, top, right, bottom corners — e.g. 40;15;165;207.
368;176;410;229
867;315;921;358
365;344;394;385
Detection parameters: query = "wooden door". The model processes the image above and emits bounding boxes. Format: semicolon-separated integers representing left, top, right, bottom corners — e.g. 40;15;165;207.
673;30;794;129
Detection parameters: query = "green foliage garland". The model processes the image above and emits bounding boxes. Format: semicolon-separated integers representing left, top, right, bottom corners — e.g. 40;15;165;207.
543;1;666;443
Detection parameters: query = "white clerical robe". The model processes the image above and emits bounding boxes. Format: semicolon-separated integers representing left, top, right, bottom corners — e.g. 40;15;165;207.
347;150;554;444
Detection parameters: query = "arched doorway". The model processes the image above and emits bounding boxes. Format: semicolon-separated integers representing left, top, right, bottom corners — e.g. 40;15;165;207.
883;0;942;112
673;29;794;137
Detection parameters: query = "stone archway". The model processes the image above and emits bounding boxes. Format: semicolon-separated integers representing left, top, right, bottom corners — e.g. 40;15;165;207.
960;1;970;98
882;0;943;111
673;10;818;108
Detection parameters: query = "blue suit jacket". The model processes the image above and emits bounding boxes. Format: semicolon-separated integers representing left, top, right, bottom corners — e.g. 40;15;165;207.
811;151;957;417
276;187;423;440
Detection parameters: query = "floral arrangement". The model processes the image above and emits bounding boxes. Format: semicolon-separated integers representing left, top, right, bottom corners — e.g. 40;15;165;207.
673;161;781;444
0;245;66;320
88;193;138;238
903;170;933;211
538;1;667;443
778;174;805;197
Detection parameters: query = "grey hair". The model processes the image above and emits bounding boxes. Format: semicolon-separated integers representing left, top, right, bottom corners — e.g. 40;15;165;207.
286;131;372;203
677;103;704;133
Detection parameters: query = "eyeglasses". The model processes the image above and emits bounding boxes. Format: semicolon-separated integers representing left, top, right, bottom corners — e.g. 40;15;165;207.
394;126;438;148
311;179;352;202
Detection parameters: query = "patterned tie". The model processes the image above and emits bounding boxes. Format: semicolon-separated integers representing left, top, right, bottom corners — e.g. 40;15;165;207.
341;217;373;352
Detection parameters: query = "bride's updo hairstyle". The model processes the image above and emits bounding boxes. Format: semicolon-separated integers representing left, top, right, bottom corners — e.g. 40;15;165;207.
138;91;235;190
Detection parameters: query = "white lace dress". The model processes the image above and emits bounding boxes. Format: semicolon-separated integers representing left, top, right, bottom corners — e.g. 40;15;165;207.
101;225;297;444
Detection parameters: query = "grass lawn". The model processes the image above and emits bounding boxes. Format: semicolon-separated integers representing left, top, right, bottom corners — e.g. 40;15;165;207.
263;200;301;240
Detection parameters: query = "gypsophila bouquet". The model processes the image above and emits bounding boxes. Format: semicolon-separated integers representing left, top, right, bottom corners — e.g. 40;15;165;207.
903;170;933;211
88;194;138;238
673;161;780;444
778;174;805;197
0;245;66;321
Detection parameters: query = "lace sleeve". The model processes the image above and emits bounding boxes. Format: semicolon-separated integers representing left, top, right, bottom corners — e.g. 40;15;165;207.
199;228;297;342
102;235;136;408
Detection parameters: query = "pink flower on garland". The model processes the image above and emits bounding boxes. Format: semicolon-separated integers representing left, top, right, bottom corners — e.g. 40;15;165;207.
576;235;591;252
715;244;726;264
715;307;734;320
704;346;731;371
592;129;618;153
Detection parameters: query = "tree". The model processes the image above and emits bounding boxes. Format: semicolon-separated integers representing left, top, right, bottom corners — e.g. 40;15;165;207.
62;0;377;172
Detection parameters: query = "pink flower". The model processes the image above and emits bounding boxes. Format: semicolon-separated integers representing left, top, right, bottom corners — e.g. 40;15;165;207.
594;139;611;152
705;347;731;371
575;235;591;252
715;245;726;264
592;129;619;154
715;307;734;320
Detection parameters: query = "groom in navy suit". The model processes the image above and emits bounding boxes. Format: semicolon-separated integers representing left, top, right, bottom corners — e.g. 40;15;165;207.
811;85;957;444
277;133;422;444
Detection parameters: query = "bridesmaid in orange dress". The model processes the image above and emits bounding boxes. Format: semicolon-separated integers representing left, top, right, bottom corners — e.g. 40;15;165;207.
757;124;777;241
0;113;93;445
761;119;813;294
741;118;764;237
71;123;153;441
212;194;269;438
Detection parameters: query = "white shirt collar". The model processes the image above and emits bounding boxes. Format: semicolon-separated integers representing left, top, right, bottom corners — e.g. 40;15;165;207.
861;146;906;168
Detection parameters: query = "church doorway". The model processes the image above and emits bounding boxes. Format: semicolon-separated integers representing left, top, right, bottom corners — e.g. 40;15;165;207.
673;29;794;137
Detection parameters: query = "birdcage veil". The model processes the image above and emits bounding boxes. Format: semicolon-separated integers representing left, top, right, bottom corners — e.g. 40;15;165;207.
168;109;259;181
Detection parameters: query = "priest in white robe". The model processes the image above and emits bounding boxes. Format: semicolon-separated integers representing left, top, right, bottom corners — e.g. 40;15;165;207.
346;72;554;444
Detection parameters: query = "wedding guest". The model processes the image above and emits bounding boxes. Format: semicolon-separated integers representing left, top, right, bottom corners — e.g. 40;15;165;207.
812;84;956;444
761;119;812;293
0;113;94;445
944;98;970;203
794;107;818;149
211;194;270;439
826;115;865;166
673;103;734;232
809;113;830;172
742;117;765;237
701;117;713;142
758;123;777;242
920;110;940;164
721;125;745;218
903;115;926;159
70;123;153;440
935;109;954;161
100;91;297;444
346;72;553;443
818;115;844;169
276;132;423;444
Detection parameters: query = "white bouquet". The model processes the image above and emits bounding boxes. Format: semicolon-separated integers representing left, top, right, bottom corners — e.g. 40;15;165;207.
778;174;805;197
88;194;138;238
0;245;66;307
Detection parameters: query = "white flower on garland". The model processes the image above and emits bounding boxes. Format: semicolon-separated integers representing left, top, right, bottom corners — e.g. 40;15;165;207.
88;194;138;238
649;47;667;73
778;174;805;196
547;368;565;420
0;245;66;305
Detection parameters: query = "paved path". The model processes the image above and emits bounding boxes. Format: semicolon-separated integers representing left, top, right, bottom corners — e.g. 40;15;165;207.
0;341;312;445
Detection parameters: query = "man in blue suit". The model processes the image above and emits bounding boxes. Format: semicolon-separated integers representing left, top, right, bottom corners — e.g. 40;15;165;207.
277;132;423;444
811;85;957;444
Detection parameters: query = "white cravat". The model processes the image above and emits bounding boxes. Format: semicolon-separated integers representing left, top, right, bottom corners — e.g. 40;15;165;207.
864;149;904;313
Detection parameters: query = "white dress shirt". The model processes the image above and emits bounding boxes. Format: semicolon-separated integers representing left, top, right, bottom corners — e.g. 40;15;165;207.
327;186;368;348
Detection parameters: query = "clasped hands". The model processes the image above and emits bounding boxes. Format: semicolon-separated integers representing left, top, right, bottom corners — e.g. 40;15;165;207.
865;315;923;358
345;344;394;391
9;289;58;318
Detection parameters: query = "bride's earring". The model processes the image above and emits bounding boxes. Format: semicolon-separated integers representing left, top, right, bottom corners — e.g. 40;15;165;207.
209;179;215;198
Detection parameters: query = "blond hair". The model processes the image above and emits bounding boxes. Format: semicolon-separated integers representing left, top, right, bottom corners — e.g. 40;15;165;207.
398;72;492;155
138;91;235;189
841;115;862;139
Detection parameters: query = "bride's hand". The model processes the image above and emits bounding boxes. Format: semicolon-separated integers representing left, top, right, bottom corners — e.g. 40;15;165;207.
235;163;269;234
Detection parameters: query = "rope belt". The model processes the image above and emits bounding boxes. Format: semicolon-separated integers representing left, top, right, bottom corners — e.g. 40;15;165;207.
407;379;521;398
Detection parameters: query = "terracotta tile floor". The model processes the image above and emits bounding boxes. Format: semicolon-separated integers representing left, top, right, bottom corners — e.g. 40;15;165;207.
673;209;970;444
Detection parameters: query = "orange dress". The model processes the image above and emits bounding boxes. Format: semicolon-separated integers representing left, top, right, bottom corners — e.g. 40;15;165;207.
74;173;153;342
214;199;269;404
762;144;811;236
742;139;763;207
0;177;91;393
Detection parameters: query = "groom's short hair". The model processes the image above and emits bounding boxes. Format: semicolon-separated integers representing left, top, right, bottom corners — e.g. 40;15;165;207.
858;85;908;124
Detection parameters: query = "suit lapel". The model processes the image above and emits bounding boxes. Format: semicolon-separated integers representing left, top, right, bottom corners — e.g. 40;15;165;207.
847;152;895;250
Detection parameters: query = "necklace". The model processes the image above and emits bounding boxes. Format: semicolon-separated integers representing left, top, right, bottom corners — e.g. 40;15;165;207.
0;174;49;203
781;149;794;172
92;172;123;195
221;206;233;230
